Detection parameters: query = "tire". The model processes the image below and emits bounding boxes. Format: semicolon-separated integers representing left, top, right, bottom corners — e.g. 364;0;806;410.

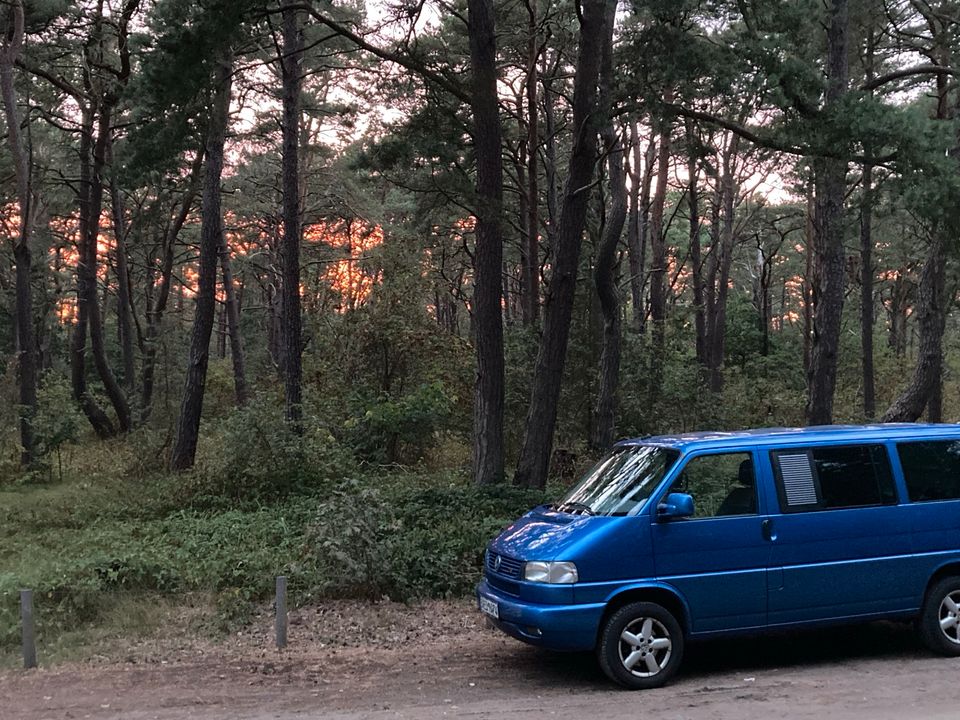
919;576;960;656
597;601;684;690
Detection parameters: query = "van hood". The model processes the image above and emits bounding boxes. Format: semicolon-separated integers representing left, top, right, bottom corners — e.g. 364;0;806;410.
489;506;596;561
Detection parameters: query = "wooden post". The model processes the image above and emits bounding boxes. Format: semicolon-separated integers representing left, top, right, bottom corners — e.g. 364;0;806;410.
21;589;36;669
275;576;287;649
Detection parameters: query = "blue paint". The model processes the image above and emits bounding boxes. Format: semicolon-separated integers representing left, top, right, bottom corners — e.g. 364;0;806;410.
477;424;960;654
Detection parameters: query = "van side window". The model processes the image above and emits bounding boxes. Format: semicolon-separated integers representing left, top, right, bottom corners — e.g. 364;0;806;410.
897;441;960;502
771;445;896;512
670;452;756;518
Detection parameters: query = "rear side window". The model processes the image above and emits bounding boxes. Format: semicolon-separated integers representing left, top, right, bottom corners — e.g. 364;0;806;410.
771;444;896;512
897;441;960;502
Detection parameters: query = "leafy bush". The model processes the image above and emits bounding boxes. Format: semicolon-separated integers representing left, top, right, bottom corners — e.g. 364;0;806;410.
185;395;355;507
299;478;548;601
345;381;455;464
31;373;85;481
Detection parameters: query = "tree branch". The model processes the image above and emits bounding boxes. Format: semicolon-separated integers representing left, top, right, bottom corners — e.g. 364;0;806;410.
14;57;88;99
655;103;896;166
860;63;958;91
264;4;470;103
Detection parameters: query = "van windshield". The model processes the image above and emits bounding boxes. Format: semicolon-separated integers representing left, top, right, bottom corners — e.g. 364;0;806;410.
555;445;679;517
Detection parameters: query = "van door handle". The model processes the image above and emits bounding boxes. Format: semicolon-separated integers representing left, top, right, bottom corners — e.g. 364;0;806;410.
761;519;776;542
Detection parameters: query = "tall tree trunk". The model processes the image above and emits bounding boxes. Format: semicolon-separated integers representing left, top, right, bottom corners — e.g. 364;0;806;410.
591;4;625;451
860;29;876;420
218;230;249;407
647;114;672;401
468;0;505;485
637;138;655;333
103;2;138;403
280;3;304;426
859;160;876;419
887;270;909;357
140;152;203;423
514;0;614;489
107;137;137;400
85;107;132;432
522;0;539;325
759;250;772;356
806;0;850;425
1;0;37;465
881;59;956;422
625;120;644;333
170;57;233;471
881;236;947;422
216;301;227;359
802;180;814;371
71;104;116;438
516;118;530;325
67;0;135;434
686;125;705;368
706;136;740;393
541;50;559;261
927;356;944;423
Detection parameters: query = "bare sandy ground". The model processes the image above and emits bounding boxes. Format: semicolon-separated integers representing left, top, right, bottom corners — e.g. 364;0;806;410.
2;599;958;719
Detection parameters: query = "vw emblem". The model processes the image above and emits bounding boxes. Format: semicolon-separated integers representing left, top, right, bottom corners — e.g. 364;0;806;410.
492;554;502;571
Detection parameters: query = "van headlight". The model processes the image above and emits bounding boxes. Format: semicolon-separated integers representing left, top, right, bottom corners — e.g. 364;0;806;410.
523;561;579;584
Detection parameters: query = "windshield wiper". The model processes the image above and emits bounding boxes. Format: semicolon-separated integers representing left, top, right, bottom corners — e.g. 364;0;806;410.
554;501;596;516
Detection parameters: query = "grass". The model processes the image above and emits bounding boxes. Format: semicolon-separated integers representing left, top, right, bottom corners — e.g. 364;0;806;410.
0;594;208;669
0;437;551;667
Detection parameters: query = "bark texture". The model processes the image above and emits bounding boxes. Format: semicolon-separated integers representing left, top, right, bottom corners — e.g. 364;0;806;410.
69;1;138;435
686;127;705;368
514;0;614;489
218;229;249;407
881;236;947;422
87;108;132;432
647;114;671;399
625;121;645;334
108;139;137;400
170;58;233;471
591;2;625;451
140;153;203;422
281;3;304;426
860;32;877;419
705;135;739;393
467;0;506;485
71;104;116;438
806;0;850;425
881;43;956;422
859;160;875;419
1;0;37;465
521;0;539;326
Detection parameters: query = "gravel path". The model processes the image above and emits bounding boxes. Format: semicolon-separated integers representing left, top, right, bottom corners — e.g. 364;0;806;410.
2;600;958;719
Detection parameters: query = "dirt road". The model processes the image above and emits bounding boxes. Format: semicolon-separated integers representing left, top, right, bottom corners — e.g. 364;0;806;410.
2;600;957;720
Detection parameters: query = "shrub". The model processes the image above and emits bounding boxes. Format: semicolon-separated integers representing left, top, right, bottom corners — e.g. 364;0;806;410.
31;373;85;481
345;381;455;464
299;478;548;601
185;395;355;507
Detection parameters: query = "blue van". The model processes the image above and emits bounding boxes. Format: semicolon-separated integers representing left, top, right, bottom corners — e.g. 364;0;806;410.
477;425;960;689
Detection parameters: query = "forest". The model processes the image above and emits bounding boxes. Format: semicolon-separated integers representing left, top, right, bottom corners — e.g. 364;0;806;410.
1;0;959;657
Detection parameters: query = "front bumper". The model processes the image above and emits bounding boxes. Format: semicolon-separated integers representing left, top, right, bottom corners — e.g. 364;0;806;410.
476;578;605;651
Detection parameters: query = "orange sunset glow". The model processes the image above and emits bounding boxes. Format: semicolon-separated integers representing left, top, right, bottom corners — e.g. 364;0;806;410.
309;219;384;311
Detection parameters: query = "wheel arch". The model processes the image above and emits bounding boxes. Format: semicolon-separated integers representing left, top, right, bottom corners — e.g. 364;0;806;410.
926;561;960;598
598;583;691;641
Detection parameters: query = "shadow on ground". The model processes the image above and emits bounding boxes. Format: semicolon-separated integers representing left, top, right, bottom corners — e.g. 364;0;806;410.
498;621;926;690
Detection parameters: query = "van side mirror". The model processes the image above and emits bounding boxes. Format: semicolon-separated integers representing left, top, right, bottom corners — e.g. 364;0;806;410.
658;492;694;520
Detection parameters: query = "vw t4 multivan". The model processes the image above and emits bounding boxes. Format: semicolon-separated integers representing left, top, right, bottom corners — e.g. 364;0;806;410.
477;425;960;689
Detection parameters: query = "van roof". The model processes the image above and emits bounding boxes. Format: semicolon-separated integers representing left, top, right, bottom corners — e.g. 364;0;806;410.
617;423;960;453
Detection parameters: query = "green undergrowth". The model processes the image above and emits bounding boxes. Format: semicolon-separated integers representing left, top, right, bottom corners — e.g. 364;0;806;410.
0;454;548;663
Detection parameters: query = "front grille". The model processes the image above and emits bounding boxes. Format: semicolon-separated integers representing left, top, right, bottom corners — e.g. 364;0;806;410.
486;551;523;579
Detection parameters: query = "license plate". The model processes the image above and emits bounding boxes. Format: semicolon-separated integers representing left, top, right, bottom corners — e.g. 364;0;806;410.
479;595;499;619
